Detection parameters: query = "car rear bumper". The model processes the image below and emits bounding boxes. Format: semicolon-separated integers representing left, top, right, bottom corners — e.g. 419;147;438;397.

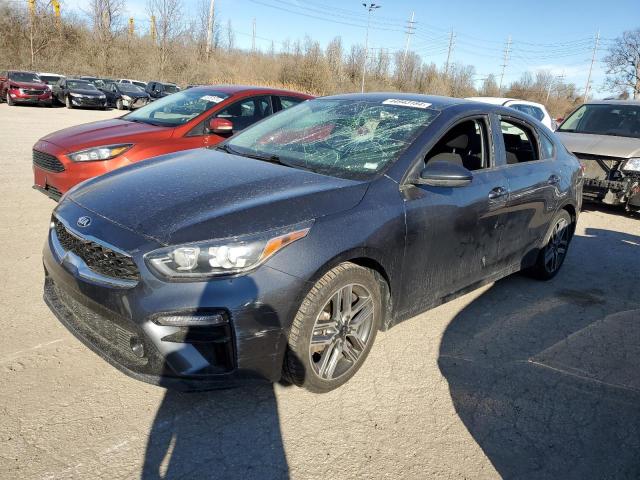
42;203;307;389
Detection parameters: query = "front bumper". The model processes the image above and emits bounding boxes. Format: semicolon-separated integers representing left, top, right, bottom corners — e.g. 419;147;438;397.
70;96;107;108
42;202;307;389
123;97;149;109
9;90;52;105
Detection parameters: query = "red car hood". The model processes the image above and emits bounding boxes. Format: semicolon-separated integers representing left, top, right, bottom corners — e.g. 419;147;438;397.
10;81;48;89
40;118;174;152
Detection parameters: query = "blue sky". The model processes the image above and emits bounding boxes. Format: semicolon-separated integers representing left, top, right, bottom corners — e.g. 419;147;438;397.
65;0;639;96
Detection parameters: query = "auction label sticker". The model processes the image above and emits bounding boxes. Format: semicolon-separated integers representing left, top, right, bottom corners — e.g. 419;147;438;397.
382;99;431;109
201;95;225;103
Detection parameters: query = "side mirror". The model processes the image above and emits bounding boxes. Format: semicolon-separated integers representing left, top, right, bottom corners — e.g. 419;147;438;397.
415;161;473;187
207;118;233;135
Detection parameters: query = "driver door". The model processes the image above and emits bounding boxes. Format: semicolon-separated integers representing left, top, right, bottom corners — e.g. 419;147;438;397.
399;116;511;314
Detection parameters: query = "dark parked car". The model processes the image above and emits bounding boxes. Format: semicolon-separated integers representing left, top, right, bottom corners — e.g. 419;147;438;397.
0;70;52;106
145;81;180;100
99;82;150;110
43;94;582;392
52;78;107;109
556;100;640;212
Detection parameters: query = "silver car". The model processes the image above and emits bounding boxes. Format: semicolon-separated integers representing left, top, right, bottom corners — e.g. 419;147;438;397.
556;100;640;212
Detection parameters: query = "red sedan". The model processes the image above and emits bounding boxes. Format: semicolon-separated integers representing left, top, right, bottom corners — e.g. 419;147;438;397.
32;85;313;199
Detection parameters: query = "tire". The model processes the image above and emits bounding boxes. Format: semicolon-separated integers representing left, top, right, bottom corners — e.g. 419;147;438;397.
116;99;124;110
284;262;382;393
527;209;573;280
65;96;73;109
6;92;14;106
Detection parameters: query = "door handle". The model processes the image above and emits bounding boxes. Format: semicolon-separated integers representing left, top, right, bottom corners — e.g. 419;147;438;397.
548;174;561;185
488;186;508;200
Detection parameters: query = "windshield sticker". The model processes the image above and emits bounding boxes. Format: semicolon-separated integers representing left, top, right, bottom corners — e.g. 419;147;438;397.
382;99;431;109
363;162;378;169
201;95;225;103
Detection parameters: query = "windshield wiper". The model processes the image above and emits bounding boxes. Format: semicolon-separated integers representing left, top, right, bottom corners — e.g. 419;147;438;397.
216;144;289;166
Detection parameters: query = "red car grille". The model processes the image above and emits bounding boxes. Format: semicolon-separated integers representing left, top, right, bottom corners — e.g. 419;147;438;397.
33;149;65;172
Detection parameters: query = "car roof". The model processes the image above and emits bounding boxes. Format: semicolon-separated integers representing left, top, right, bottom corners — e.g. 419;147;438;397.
37;72;64;76
322;92;469;110
586;99;640;106
186;85;313;96
467;96;546;109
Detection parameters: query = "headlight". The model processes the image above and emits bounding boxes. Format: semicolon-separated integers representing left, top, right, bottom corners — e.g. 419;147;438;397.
69;92;82;98
67;144;133;162
145;222;312;280
623;158;640;172
122;95;132;101
98;94;106;99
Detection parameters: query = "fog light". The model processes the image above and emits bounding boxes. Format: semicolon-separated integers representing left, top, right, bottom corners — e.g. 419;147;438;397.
155;312;227;327
130;337;145;358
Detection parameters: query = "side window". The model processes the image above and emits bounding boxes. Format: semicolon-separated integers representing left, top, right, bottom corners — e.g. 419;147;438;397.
217;96;273;130
425;118;490;171
540;131;555;159
501;119;539;164
279;96;304;110
530;106;545;121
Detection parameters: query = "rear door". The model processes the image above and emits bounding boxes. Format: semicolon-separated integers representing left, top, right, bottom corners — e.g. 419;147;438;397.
497;114;560;266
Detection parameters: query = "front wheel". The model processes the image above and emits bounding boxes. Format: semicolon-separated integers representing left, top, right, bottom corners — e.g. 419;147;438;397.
116;98;124;110
284;263;382;393
527;210;573;280
6;92;14;106
65;96;73;109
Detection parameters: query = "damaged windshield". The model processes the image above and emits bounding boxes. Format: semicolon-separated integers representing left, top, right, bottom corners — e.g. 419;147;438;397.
225;98;439;179
559;104;640;139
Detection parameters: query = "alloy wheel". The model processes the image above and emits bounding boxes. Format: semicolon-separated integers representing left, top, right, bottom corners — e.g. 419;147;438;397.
544;217;569;273
309;283;375;380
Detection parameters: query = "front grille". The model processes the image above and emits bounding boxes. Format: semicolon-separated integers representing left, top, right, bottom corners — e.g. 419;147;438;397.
23;89;45;95
33;150;64;172
53;218;140;281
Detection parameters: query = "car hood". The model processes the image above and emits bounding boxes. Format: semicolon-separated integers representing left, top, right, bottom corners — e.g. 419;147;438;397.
67;149;369;245
10;80;47;89
69;88;104;96
40;118;173;152
120;91;148;98
556;131;640;158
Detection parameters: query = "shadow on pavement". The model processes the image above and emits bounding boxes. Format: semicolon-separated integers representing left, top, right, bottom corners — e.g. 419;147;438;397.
439;227;640;479
141;385;288;480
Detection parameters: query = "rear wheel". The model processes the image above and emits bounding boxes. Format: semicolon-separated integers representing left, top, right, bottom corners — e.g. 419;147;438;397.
528;210;572;280
284;263;381;392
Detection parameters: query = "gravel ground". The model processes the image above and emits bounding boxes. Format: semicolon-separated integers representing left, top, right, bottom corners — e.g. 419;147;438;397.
1;103;639;480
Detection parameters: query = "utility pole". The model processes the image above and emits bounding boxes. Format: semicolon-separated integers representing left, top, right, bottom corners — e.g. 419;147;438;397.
584;30;600;101
205;0;215;57
444;28;456;76
251;17;256;53
361;3;381;94
498;35;512;95
401;11;415;76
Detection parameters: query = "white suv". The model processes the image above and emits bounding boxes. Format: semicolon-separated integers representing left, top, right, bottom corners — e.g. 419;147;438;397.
467;97;555;130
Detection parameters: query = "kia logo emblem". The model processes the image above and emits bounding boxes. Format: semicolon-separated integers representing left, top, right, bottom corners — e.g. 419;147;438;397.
77;216;92;228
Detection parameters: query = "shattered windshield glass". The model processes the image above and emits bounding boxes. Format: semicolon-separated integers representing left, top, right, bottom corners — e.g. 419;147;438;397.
226;98;440;180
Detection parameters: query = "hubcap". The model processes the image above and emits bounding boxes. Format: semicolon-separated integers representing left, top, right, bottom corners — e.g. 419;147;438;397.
544;218;569;273
309;283;375;380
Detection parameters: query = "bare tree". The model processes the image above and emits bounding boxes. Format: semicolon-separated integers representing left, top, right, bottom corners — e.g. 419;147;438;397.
604;29;640;99
225;19;234;52
23;0;57;68
480;74;499;96
325;37;343;78
147;0;183;79
87;0;124;73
